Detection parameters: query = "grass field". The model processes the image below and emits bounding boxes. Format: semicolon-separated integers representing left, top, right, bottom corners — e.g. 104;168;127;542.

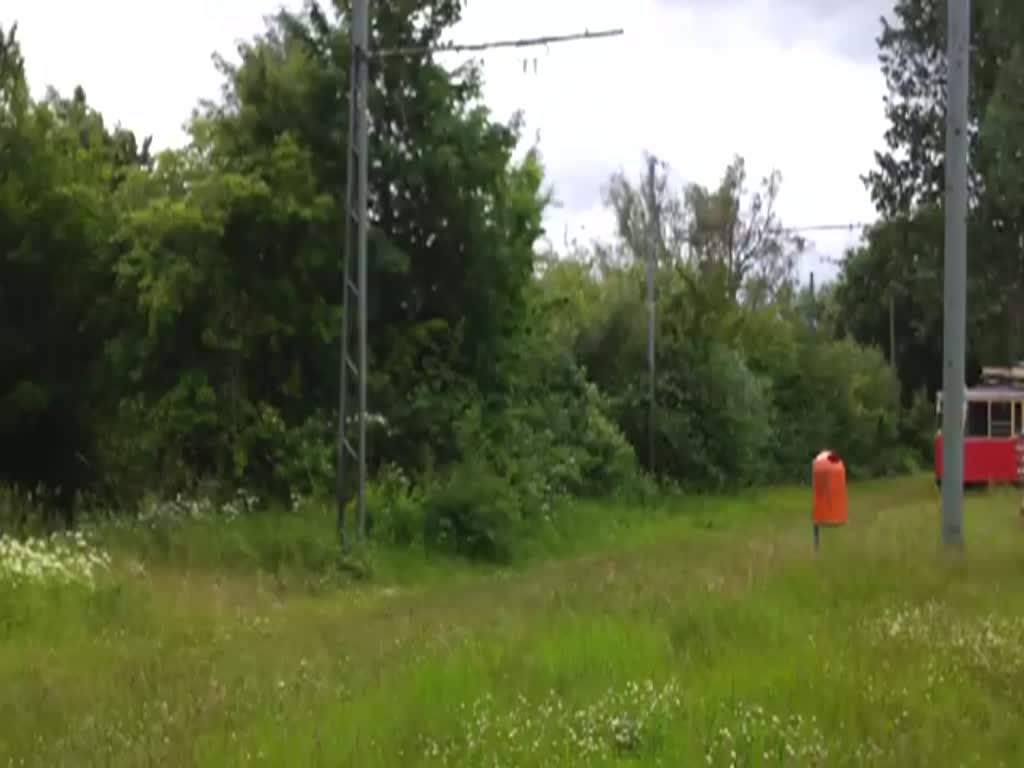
3;476;1024;766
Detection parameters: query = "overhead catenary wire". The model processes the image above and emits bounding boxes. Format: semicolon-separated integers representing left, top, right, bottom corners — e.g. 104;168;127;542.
371;28;624;59
781;222;872;233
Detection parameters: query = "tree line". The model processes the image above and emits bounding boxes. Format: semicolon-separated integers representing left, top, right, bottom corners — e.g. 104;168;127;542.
843;0;1024;399
3;0;994;557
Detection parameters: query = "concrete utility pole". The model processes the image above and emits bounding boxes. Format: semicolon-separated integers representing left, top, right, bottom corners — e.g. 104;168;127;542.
941;0;970;548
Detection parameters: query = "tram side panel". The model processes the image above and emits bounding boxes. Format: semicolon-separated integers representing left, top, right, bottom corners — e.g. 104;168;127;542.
935;433;1019;485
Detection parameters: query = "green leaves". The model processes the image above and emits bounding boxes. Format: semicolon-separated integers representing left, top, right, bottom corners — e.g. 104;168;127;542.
81;1;550;494
0;24;27;118
0;34;133;499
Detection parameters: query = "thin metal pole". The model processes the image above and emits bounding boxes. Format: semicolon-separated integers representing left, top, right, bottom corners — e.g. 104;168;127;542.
889;293;896;369
809;271;816;333
644;155;658;475
941;0;969;548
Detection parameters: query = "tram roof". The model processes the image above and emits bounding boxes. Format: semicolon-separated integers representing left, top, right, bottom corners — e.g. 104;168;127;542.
937;365;1024;401
970;386;1024;401
938;385;1024;402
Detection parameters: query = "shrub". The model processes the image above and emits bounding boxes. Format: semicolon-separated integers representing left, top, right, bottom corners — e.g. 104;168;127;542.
617;343;774;491
423;461;521;562
450;368;641;519
901;387;938;466
688;344;776;488
0;485;53;537
365;463;427;548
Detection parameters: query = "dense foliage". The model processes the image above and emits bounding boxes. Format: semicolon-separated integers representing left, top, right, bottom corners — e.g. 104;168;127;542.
1;2;937;557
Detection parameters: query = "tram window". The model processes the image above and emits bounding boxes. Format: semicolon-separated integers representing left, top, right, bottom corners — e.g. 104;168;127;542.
966;401;990;437
991;402;1013;437
1017;402;1024;433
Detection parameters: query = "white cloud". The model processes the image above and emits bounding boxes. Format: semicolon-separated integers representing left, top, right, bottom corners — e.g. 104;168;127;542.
5;0;890;280
6;0;281;148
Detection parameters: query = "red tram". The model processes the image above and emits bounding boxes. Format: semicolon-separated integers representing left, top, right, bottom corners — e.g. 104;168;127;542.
935;365;1024;487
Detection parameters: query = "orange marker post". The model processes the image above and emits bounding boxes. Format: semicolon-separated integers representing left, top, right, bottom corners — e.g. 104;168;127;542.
812;451;848;551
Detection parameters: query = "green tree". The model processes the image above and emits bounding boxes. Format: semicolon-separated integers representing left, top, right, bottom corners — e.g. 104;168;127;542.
0;26;145;511
581;156;793;485
684;156;802;309
852;0;1024;383
103;1;548;493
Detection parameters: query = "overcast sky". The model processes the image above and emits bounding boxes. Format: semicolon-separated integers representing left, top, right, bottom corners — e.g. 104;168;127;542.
5;0;894;281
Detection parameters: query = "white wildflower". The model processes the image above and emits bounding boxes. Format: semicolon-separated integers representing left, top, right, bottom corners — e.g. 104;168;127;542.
0;531;111;588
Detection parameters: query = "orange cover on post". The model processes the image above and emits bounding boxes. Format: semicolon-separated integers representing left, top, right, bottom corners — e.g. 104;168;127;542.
812;451;847;526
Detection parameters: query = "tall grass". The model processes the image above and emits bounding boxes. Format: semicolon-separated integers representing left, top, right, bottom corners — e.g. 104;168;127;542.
2;476;1023;766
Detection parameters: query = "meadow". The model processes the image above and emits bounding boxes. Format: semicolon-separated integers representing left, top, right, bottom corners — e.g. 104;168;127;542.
2;476;1024;766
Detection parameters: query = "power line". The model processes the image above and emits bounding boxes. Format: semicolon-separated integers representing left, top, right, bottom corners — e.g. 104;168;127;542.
556;221;875;242
372;28;624;59
782;222;873;234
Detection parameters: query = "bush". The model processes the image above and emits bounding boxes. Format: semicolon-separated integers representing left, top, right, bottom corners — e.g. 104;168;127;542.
770;335;905;481
100;390;339;504
369;363;642;562
615;343;774;491
449;357;641;520
365;463;427;548
570;379;642;497
0;486;59;537
901;387;938;467
423;461;521;562
687;344;776;489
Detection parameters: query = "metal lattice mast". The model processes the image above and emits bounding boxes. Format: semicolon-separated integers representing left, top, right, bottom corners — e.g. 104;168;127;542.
337;0;369;546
